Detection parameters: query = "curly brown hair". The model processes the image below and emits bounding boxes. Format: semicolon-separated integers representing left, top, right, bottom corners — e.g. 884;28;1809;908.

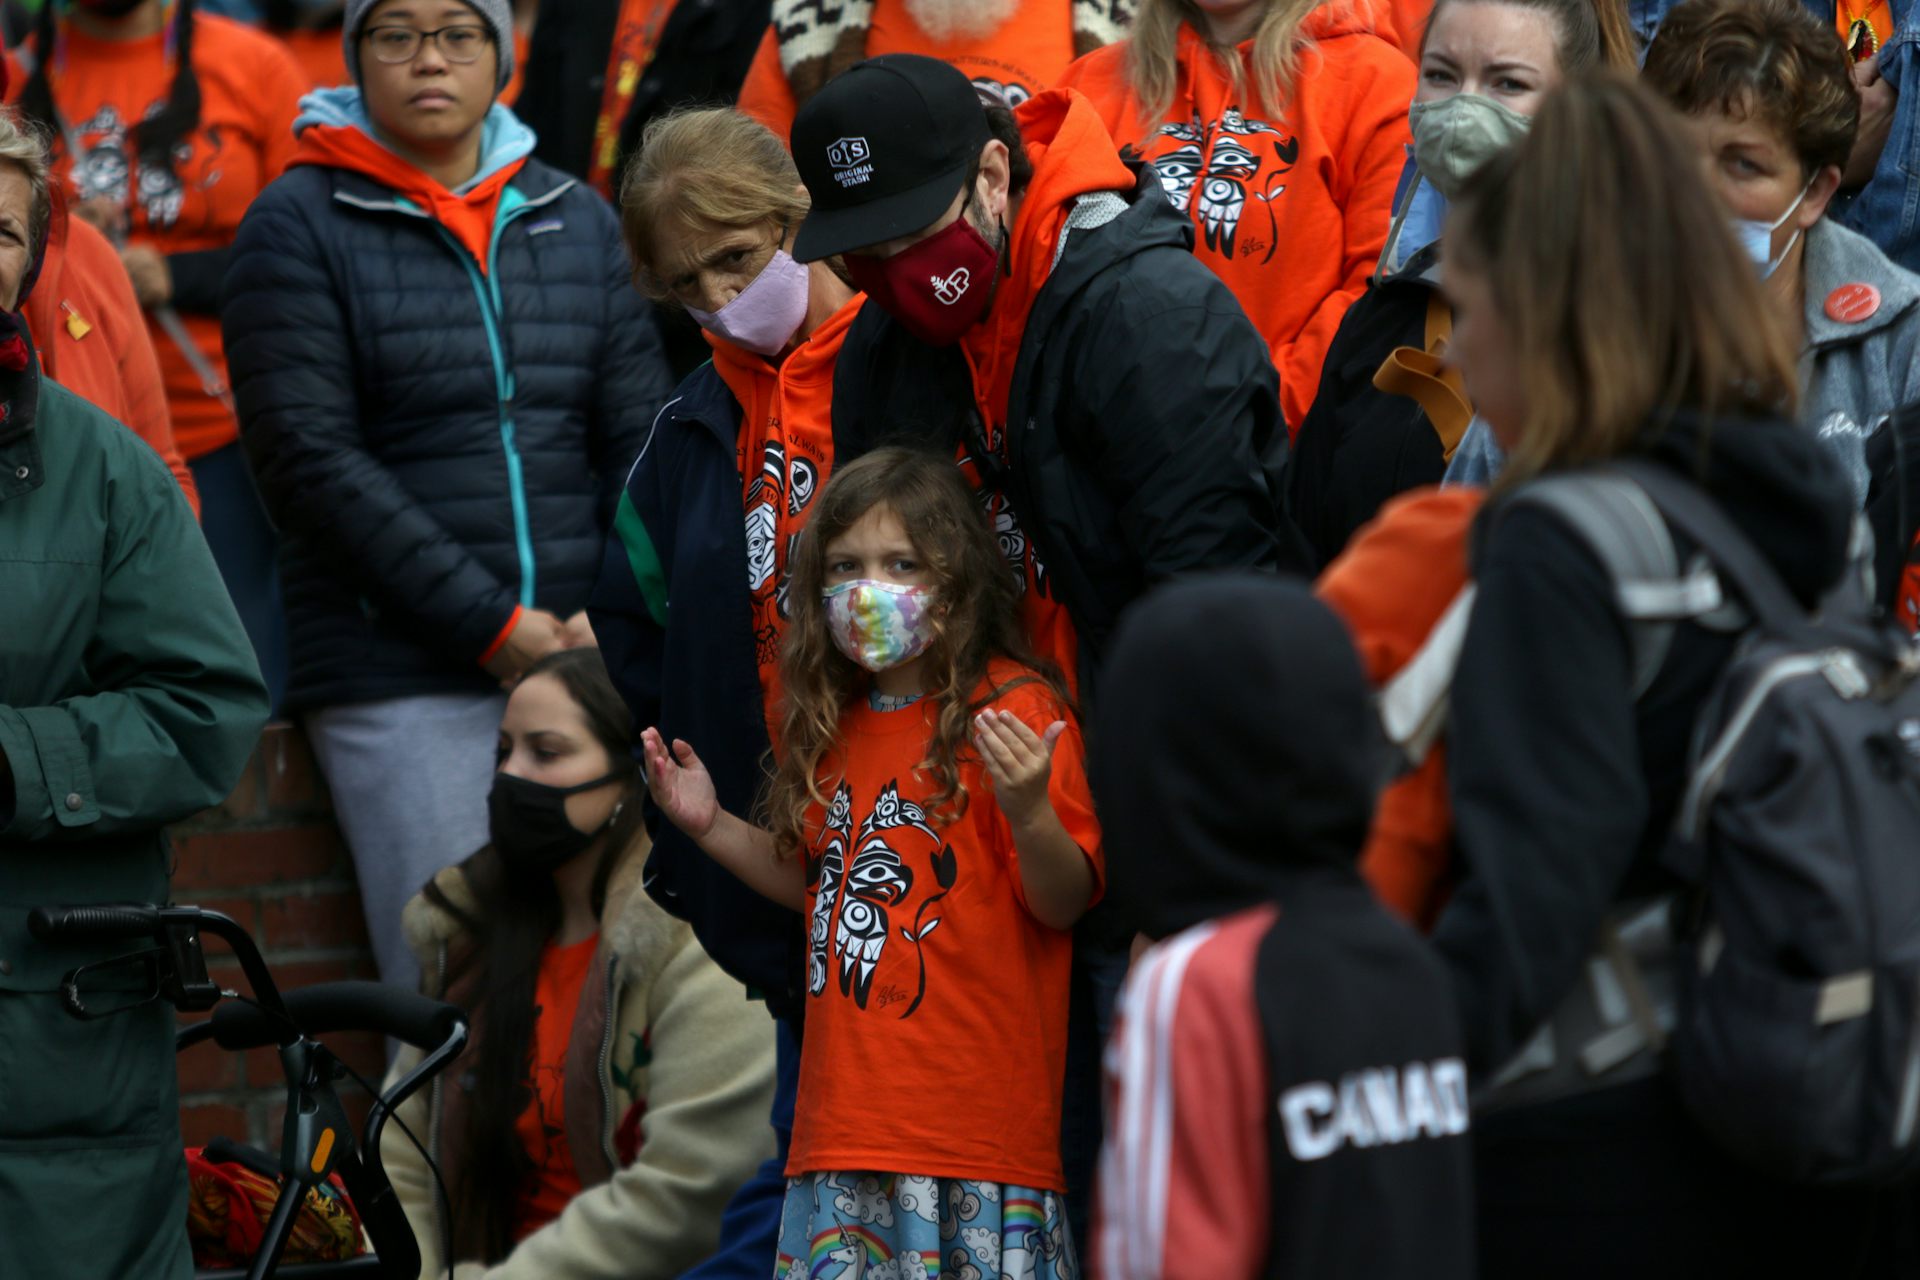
765;447;1067;856
1642;0;1860;179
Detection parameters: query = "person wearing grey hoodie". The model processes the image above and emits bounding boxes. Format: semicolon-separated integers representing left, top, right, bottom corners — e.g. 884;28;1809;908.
222;0;671;989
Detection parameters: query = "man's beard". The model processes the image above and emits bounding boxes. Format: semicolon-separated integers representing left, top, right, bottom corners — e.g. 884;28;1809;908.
902;0;1021;41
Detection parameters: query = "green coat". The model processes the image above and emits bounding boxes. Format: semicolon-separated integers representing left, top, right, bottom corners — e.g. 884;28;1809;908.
0;369;269;1278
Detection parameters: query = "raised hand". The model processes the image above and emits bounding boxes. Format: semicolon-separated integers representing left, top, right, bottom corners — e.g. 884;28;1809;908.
974;710;1067;830
641;727;719;840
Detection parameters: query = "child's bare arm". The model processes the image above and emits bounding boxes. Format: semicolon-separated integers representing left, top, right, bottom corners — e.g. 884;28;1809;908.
641;728;806;912
974;710;1096;931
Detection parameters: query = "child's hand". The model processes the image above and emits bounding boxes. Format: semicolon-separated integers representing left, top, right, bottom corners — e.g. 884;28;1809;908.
641;728;719;840
975;710;1067;830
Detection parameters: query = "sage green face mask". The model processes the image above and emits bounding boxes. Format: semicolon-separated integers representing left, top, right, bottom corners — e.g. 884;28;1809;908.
1408;92;1533;200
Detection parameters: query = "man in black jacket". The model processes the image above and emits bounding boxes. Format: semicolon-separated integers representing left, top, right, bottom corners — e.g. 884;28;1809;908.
792;53;1307;688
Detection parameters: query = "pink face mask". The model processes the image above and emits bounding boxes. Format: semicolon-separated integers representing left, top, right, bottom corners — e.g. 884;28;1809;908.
843;214;999;347
686;249;811;357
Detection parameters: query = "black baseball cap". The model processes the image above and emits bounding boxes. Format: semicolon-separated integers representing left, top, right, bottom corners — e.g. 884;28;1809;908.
791;54;993;263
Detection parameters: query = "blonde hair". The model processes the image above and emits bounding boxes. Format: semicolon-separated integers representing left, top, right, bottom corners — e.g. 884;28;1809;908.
1126;0;1336;122
619;107;810;300
1448;73;1800;487
0;109;51;250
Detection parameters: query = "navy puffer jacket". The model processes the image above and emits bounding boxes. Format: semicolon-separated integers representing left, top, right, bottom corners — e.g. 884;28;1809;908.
224;149;669;710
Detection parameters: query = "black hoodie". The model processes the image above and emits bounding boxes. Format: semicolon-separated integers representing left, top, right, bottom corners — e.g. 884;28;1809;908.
1435;411;1856;1074
1091;576;1476;1280
1090;575;1385;939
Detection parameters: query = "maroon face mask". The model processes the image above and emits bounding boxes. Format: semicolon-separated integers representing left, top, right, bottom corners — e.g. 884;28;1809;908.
844;213;999;347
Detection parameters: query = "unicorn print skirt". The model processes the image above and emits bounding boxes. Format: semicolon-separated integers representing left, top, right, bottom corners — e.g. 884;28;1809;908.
775;1173;1077;1280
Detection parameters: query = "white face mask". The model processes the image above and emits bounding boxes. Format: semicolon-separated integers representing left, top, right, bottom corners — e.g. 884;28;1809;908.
1732;178;1815;279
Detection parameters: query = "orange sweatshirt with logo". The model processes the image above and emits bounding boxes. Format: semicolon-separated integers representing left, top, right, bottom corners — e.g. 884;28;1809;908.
1315;485;1483;929
27;202;197;516
736;0;1082;142
709;293;866;748
1056;8;1414;434
16;15;305;461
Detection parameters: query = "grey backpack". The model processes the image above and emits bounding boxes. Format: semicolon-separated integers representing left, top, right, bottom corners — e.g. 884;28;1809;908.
1400;461;1920;1182
1613;459;1920;1185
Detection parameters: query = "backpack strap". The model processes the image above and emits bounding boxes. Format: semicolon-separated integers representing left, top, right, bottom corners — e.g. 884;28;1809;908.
1377;582;1476;769
1499;472;1726;697
1609;459;1809;633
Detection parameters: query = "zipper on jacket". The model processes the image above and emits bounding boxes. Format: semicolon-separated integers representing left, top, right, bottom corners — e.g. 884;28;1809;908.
437;216;539;609
1896;972;1920;1149
597;954;621;1168
1679;651;1838;838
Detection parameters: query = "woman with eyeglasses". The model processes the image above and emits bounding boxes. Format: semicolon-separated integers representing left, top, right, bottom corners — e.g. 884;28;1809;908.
222;0;673;993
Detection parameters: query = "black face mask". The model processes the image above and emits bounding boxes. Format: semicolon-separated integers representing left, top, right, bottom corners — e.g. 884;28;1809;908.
487;770;626;874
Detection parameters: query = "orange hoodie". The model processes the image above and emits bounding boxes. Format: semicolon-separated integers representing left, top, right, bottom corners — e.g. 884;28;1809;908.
14;16;305;462
710;291;865;747
28;204;198;516
736;0;1082;143
1056;7;1415;435
952;88;1138;694
289;124;526;273
1315;485;1483;930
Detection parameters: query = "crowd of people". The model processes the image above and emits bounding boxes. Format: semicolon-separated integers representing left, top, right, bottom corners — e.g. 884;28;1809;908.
4;0;1920;1277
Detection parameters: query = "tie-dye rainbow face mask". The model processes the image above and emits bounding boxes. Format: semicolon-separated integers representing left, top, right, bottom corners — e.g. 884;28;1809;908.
822;579;938;672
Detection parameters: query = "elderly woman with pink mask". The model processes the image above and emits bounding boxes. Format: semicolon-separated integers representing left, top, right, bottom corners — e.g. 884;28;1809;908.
584;104;860;1279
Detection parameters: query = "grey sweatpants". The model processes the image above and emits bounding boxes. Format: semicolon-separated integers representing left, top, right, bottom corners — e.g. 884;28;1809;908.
305;691;506;989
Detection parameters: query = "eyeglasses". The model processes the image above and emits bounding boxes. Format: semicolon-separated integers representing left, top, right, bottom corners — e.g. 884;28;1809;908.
363;24;492;65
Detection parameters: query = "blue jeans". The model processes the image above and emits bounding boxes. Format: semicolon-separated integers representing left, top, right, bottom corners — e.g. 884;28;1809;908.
188;442;286;715
682;1014;800;1280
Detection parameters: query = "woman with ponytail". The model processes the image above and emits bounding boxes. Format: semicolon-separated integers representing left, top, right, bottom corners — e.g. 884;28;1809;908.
10;0;306;710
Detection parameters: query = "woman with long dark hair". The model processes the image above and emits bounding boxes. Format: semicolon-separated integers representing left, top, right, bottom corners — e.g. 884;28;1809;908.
381;648;776;1279
11;0;305;709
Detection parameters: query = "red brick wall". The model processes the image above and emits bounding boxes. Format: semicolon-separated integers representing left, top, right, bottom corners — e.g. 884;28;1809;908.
171;723;385;1150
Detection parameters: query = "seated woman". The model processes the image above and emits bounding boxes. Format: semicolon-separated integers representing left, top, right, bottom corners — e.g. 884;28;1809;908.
1285;0;1620;568
381;649;777;1280
1642;0;1920;618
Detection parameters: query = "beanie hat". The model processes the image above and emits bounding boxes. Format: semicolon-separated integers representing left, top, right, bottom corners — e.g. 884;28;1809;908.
342;0;514;94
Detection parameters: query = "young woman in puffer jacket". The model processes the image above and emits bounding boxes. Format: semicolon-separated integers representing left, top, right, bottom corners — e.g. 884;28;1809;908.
223;0;672;996
381;649;776;1280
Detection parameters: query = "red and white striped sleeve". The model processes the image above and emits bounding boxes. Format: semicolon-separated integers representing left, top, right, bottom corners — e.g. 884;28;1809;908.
1095;907;1276;1280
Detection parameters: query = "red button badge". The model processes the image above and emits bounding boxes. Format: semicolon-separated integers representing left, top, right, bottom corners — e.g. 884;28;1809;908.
1826;283;1882;324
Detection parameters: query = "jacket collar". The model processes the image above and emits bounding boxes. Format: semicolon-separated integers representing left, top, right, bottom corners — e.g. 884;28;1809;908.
656;361;746;451
1802;217;1920;350
325;155;576;218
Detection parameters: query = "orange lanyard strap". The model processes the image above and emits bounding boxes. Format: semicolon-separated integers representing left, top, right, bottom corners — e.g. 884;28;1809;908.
1371;291;1474;461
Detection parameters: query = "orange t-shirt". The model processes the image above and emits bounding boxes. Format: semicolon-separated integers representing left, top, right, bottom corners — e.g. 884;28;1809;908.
512;930;602;1241
711;294;865;747
736;0;1081;142
1839;0;1897;60
1056;14;1415;434
19;16;304;461
277;27;349;89
787;664;1103;1188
